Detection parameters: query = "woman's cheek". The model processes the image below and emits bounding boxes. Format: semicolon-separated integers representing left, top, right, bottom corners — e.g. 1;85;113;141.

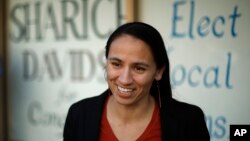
107;68;119;80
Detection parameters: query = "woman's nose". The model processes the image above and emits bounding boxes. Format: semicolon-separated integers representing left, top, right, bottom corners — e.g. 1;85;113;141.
118;68;133;85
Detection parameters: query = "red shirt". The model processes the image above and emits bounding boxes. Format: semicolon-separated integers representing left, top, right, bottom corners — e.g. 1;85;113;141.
99;98;162;141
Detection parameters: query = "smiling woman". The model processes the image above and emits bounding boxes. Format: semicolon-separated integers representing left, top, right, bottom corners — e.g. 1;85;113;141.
106;34;164;108
63;22;210;141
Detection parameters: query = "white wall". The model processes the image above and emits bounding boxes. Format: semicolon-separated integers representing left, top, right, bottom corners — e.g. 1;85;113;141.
139;0;250;140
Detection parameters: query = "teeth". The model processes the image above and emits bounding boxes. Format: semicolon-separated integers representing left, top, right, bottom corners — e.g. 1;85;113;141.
118;86;133;93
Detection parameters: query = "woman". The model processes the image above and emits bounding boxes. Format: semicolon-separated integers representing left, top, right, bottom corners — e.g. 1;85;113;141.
63;22;210;141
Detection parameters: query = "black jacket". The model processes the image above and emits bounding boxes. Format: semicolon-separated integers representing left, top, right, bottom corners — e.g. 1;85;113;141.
63;90;210;141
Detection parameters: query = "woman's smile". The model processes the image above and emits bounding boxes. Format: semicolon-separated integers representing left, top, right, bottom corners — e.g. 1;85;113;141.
117;86;133;93
117;86;134;98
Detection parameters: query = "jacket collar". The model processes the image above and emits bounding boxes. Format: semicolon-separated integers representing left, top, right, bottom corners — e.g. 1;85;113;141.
85;90;178;141
84;90;109;140
160;102;178;141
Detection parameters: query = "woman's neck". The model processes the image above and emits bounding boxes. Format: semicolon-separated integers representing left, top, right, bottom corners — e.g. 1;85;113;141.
107;95;155;124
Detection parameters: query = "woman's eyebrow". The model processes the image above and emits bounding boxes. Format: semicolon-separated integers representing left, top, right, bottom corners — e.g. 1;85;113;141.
133;62;150;68
108;57;122;62
108;57;150;67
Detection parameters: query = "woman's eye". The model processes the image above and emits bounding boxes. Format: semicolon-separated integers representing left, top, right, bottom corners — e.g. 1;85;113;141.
135;67;145;73
111;62;121;68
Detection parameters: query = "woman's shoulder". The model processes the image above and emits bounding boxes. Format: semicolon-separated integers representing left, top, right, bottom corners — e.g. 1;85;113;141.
68;90;108;114
167;99;205;120
165;99;210;140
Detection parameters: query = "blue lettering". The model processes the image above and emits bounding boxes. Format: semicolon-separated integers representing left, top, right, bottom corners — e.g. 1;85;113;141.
171;1;241;39
197;16;210;37
206;116;213;137
188;66;201;87
212;16;225;38
204;66;221;88
172;1;186;38
188;0;195;39
229;6;241;37
206;115;227;139
214;116;226;139
171;65;186;87
170;52;232;89
225;52;233;89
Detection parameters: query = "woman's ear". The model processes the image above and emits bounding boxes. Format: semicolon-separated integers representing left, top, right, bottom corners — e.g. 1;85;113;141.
155;65;166;81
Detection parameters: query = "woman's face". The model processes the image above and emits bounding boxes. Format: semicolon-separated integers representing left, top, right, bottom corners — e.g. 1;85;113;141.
106;34;164;106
